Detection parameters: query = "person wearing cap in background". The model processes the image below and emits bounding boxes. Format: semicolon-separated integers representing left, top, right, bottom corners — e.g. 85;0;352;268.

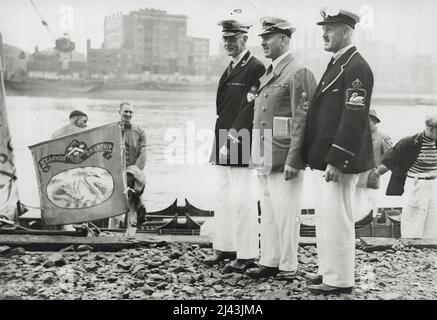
204;18;265;273
354;109;392;222
301;8;374;295
51;110;88;139
382;115;437;239
245;17;317;280
50;110;88;231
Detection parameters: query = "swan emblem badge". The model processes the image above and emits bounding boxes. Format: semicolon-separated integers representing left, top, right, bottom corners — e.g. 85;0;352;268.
346;78;367;110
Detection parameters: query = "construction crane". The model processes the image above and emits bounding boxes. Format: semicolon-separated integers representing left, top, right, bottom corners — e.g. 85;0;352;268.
28;0;56;41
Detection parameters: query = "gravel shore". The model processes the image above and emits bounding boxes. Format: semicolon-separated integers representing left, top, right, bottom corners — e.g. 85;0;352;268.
1;241;436;300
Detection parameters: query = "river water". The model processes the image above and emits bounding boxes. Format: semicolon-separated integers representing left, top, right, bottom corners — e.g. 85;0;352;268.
6;90;437;214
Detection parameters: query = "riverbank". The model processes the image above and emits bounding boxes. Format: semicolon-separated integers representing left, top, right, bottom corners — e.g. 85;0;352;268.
1;240;436;300
5;89;437;106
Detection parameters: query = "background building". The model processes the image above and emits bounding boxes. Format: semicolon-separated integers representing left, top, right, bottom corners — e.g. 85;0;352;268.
187;37;209;76
26;36;86;80
87;8;210;79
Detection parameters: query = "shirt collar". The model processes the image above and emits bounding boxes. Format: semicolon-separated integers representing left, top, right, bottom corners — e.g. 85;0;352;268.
231;49;248;66
332;44;355;64
272;50;291;70
423;130;436;142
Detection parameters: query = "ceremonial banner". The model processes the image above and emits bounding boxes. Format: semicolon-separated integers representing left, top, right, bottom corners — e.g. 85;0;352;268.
29;123;129;225
0;58;20;221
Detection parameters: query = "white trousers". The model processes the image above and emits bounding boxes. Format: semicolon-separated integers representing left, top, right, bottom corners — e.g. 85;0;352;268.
212;166;260;259
315;173;358;288
402;177;437;239
354;186;378;222
257;172;303;272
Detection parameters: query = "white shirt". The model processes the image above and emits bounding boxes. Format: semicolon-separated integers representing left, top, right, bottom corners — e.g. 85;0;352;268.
231;49;248;66
332;44;355;64
271;50;291;70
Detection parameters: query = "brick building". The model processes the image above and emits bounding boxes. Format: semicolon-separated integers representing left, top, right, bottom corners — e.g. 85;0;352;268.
87;8;209;79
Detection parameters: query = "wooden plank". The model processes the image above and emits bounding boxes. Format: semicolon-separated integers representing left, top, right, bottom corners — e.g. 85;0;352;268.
0;235;143;252
360;237;399;252
0;234;317;252
400;238;437;249
135;234;212;247
0;234;213;251
299;237;317;245
361;237;437;251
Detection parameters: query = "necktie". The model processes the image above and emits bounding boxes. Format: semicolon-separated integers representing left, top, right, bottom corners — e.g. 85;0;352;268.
320;58;335;84
326;57;335;70
227;61;234;76
266;64;273;76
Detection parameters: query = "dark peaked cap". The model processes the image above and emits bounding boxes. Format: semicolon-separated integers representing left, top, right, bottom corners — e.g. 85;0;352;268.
258;17;296;38
317;7;360;29
218;19;252;36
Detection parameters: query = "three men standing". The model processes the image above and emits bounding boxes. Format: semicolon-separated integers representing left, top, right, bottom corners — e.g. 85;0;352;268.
301;8;374;295
246;17;317;280
204;20;265;272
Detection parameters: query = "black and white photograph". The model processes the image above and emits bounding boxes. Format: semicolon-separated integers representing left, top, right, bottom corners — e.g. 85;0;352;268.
0;0;436;306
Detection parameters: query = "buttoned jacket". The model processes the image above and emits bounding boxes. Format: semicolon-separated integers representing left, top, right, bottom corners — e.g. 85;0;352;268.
251;53;317;173
301;46;375;174
210;51;266;167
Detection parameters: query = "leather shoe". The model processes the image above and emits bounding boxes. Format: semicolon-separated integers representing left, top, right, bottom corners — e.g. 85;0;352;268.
245;265;279;279
275;270;299;281
304;273;323;285
307;283;353;295
223;259;256;273
203;251;236;266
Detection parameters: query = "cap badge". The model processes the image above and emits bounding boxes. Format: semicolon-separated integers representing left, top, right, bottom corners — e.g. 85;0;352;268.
301;92;310;111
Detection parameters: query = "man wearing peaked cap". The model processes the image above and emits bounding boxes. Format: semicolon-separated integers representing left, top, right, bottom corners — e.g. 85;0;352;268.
245;16;317;280
317;7;361;29
301;7;374;295
204;18;265;273
218;19;251;36
258;17;296;38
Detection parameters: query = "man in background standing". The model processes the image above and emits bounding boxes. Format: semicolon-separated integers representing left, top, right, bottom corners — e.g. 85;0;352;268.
204;19;265;273
110;102;147;228
382;115;437;239
50;109;88;231
51;110;88;139
354;109;392;221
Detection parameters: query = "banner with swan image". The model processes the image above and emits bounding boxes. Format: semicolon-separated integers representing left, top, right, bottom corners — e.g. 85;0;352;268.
29;122;129;225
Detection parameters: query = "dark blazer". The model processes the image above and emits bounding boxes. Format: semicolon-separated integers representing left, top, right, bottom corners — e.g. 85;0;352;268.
301;46;375;174
210;51;266;167
382;132;437;196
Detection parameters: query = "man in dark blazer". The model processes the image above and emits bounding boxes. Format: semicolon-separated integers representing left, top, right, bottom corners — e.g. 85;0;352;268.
244;17;317;280
301;8;374;295
204;19;266;273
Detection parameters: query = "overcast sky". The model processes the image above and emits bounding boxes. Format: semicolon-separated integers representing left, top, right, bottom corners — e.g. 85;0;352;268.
0;0;436;56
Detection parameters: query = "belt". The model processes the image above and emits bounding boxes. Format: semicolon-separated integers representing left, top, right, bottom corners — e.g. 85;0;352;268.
407;175;436;180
